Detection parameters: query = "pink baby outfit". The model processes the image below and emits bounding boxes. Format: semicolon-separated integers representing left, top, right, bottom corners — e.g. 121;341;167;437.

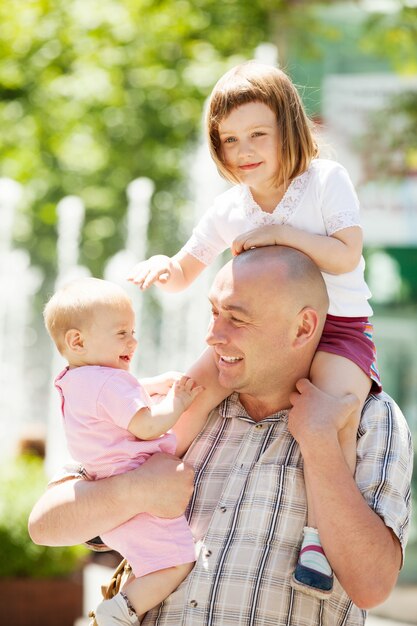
55;366;195;576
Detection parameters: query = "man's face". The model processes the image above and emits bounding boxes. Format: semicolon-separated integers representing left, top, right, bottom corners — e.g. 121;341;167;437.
206;261;295;400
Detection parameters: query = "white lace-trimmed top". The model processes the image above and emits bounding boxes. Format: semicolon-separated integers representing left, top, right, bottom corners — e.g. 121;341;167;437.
182;158;372;316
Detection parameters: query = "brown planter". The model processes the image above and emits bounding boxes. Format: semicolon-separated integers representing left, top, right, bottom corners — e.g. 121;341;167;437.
0;573;83;626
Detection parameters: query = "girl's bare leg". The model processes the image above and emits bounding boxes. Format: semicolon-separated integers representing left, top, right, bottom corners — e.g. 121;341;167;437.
292;351;371;599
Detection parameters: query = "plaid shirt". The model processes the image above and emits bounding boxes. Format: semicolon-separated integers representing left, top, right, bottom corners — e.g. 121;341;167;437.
142;391;412;626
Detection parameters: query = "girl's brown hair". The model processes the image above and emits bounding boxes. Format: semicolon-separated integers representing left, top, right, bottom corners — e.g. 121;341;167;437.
206;61;318;189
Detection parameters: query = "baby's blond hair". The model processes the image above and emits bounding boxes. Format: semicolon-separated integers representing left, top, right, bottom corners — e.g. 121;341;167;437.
44;277;133;355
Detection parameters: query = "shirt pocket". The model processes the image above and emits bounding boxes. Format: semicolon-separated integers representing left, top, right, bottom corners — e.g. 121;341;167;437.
242;463;307;549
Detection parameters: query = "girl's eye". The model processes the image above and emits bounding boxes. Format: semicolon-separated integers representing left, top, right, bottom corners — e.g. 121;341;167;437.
224;137;236;144
252;131;265;138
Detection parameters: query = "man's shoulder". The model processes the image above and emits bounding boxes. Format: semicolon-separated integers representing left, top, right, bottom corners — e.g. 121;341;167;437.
361;391;411;437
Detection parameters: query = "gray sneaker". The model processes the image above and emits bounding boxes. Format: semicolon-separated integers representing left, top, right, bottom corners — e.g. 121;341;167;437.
93;594;139;626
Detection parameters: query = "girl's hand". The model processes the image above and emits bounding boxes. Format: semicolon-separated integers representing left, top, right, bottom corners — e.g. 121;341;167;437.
127;255;172;290
141;371;184;396
231;225;283;256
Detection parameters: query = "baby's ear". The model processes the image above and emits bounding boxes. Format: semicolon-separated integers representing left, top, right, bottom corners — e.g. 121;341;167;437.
64;329;85;353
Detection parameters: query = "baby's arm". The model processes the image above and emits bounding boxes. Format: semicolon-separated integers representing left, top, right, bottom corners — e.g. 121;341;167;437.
127;375;203;441
127;249;206;292
232;225;363;275
173;348;230;457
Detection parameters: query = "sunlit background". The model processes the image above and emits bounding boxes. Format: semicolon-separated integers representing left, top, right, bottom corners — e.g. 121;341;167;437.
0;1;416;625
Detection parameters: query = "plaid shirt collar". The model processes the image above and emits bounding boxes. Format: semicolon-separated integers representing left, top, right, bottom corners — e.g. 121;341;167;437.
219;392;289;424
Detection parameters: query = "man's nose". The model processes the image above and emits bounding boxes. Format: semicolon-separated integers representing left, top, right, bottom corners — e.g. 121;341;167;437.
206;317;227;346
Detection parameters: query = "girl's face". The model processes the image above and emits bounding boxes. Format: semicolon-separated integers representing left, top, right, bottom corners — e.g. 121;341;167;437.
218;101;280;195
81;303;138;371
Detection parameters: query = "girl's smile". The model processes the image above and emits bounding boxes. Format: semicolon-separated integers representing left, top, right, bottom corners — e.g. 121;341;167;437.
218;101;281;208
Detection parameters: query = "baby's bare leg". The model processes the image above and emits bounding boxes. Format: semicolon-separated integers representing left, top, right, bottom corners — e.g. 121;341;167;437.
125;561;194;618
292;351;371;599
93;562;194;625
174;348;229;457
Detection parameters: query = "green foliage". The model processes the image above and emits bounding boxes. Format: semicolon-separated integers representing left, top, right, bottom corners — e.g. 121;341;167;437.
361;4;417;74
0;0;270;288
0;455;87;578
357;90;417;180
2;1;414;294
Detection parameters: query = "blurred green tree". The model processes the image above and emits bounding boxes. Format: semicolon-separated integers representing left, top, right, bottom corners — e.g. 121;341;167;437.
0;0;270;285
0;0;352;290
1;0;415;290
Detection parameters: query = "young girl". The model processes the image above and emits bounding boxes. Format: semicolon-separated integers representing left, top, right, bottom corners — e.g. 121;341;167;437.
128;61;381;600
44;277;208;626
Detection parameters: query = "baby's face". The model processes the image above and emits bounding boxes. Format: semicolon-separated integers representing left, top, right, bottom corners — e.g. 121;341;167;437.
82;303;137;371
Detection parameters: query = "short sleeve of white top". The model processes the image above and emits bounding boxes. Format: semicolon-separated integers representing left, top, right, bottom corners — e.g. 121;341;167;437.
182;158;372;317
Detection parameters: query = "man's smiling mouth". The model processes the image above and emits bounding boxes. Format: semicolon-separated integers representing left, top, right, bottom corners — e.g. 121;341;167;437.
219;356;243;363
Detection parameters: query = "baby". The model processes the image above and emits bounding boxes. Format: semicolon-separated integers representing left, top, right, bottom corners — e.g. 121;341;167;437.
44;277;204;626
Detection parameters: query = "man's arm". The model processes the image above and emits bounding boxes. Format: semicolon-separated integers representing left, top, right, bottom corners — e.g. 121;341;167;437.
288;380;408;609
28;453;194;547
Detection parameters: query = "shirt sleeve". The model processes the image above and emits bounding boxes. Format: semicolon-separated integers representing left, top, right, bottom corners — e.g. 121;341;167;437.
319;162;362;235
97;371;151;430
182;197;229;266
355;393;413;563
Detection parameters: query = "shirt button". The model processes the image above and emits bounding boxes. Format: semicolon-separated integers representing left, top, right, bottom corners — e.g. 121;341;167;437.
190;600;198;608
255;423;263;429
220;506;227;513
205;549;212;557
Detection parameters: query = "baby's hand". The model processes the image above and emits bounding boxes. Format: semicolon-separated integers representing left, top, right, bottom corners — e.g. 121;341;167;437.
141;371;184;396
127;255;172;290
169;375;204;414
231;226;281;256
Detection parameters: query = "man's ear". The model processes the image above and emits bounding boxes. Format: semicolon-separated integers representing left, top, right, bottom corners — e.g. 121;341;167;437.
64;329;85;354
293;307;319;347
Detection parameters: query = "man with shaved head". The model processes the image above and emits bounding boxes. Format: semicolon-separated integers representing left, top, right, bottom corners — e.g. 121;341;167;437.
29;247;412;626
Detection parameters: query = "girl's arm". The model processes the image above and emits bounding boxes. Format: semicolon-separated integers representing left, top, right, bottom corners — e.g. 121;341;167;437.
128;376;203;441
173;348;230;457
127;250;207;292
140;371;183;396
232;225;363;275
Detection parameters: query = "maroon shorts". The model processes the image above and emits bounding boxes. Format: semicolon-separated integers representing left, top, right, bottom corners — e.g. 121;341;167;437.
317;315;382;393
